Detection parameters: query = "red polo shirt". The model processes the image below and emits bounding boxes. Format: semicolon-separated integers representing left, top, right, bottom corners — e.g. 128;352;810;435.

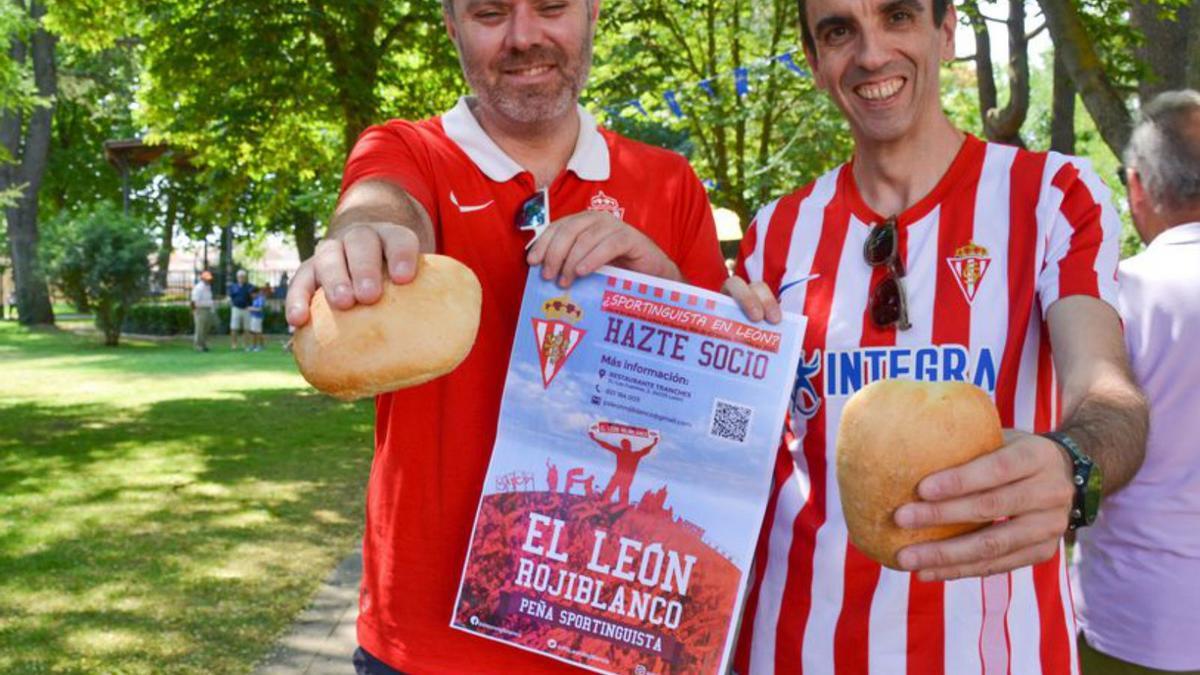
340;97;727;673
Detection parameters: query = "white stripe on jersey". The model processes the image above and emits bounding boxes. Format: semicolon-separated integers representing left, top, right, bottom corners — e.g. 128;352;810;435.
779;171;840;304
971;143;1015;355
945;576;985;673
742;200;776;283
899;208;940;346
976;144;1019;675
748;456;806;675
867;568;910;675
1058;542;1082;675
1008;564;1042;674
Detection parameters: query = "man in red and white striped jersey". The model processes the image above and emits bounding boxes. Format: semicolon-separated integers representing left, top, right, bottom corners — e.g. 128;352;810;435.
724;0;1149;672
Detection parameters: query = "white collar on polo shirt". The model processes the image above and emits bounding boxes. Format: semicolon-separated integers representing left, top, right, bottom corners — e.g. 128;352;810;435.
1150;221;1200;249
441;96;611;183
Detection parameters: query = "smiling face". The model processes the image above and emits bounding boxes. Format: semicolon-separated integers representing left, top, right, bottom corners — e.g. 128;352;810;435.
802;0;955;146
445;0;598;127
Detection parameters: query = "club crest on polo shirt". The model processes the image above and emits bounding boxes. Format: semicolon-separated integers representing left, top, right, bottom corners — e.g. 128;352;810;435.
587;190;625;221
532;294;586;389
946;241;992;304
789;345;998;420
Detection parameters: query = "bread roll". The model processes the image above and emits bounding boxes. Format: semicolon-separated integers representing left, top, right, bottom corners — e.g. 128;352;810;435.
293;254;482;400
836;379;1004;569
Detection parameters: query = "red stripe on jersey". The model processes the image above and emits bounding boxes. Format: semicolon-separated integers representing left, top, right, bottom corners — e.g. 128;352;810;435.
1005;572;1014;675
736;220;759;281
996;150;1048;426
1034;549;1071;674
762;187;811;295
834;546;880;673
1050;163;1102;298
773;188;855;674
733;438;799;674
1034;321;1054;433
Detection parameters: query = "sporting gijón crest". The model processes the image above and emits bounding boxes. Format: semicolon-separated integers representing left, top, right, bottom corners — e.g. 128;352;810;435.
946;241;992;304
532;294;586;388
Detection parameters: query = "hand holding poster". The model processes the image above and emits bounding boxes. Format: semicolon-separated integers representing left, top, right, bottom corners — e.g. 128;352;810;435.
453;266;805;674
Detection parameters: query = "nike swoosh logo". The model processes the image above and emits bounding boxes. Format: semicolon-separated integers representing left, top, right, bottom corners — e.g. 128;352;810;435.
450;191;494;213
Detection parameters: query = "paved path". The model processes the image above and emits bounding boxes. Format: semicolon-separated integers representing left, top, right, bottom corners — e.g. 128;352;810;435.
255;552;361;675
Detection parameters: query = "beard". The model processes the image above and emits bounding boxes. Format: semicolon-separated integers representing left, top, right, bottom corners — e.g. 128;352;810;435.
458;34;594;125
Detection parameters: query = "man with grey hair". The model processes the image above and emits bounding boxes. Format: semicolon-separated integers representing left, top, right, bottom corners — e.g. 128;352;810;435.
285;1;727;672
1072;89;1200;674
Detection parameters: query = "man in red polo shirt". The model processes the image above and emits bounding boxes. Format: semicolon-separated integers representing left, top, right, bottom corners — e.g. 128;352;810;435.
285;1;727;672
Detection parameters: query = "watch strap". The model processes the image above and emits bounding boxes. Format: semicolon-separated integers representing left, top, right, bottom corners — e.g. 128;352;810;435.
1040;430;1096;530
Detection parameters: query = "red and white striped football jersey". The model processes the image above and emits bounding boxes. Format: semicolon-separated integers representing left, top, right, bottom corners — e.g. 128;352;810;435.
732;136;1121;675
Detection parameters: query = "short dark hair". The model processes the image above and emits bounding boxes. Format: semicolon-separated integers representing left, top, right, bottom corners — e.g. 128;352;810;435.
796;0;951;57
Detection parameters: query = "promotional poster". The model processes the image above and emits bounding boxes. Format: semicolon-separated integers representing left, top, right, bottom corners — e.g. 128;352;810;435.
452;266;805;674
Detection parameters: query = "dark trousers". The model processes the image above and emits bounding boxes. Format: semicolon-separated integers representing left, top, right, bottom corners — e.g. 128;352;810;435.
353;647;409;675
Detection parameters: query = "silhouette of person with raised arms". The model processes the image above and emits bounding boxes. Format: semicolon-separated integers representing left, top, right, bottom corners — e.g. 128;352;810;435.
589;431;658;506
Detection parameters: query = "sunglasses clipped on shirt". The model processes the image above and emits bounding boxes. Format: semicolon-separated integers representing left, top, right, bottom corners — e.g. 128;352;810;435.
516;189;550;249
863;216;911;331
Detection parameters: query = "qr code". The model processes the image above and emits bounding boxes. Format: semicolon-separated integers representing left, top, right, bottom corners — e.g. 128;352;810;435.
710;399;752;443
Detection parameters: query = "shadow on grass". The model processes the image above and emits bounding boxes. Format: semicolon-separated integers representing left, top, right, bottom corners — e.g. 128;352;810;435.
0;388;374;674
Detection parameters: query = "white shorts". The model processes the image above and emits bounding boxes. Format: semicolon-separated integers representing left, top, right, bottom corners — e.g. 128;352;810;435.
249;316;264;334
230;306;250;331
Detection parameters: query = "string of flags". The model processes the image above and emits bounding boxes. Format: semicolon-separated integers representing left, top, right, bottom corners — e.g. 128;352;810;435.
600;50;810;121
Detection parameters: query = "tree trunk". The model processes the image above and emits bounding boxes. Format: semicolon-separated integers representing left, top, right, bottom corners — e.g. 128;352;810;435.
308;1;384;156
96;299;121;346
1189;4;1200;90
984;0;1029;146
1;0;57;326
1130;0;1192;104
217;223;232;297
155;185;178;291
294;216;316;261
1038;0;1133;157
966;0;999;133
1051;50;1077;155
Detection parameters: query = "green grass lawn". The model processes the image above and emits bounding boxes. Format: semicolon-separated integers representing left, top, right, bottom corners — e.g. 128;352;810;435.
0;320;375;674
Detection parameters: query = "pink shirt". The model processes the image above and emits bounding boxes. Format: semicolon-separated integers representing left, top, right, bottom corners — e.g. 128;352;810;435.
1072;221;1200;671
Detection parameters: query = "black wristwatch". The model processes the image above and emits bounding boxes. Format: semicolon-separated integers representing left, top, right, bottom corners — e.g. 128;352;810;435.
1040;431;1103;530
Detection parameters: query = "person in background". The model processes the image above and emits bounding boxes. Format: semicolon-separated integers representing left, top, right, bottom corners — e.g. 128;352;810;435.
190;270;215;353
247;285;269;352
275;271;289;300
1072;89;1200;675
227;269;255;351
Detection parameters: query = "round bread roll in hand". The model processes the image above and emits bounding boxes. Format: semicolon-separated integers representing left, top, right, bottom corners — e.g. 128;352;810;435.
292;254;482;401
836;379;1004;569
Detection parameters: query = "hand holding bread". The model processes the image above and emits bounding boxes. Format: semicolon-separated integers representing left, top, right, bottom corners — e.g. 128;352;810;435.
836;379;1004;569
292;254;481;400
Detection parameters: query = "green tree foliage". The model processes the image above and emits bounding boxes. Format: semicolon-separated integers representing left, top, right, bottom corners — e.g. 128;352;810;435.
131;0;462;259
41;201;155;345
590;0;854;226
